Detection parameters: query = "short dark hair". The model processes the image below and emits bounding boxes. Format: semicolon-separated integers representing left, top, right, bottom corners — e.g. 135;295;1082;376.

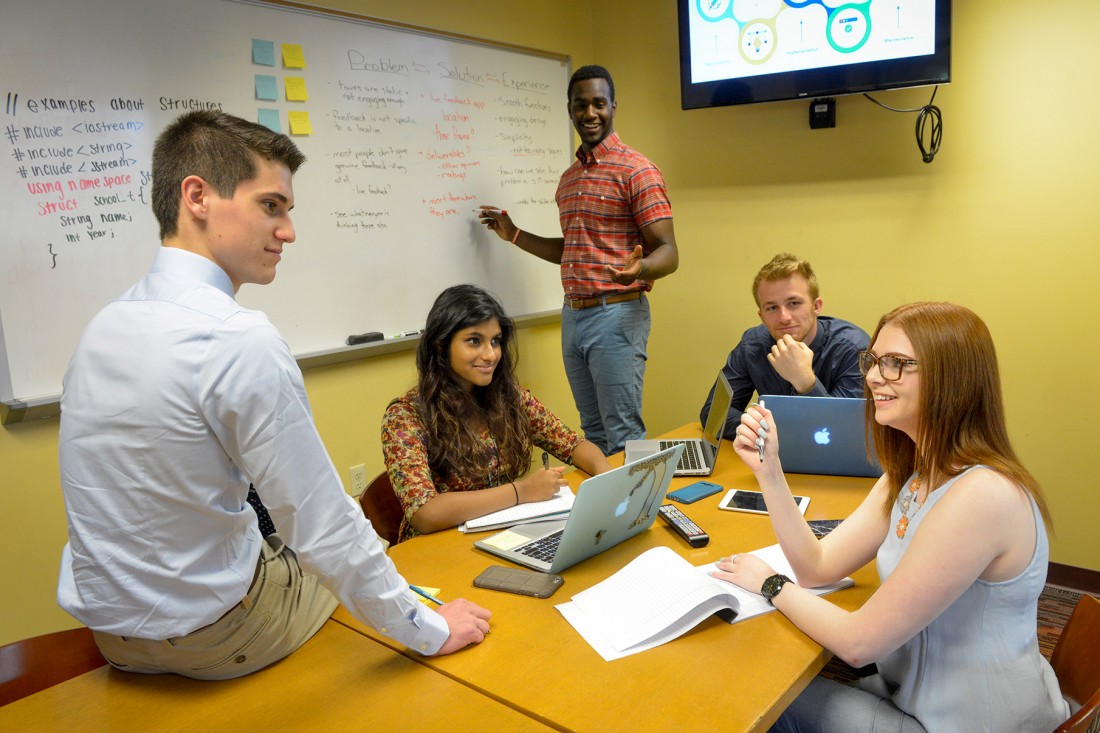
151;111;306;240
568;65;615;102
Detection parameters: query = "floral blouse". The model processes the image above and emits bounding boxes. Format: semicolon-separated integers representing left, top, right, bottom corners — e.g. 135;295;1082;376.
381;387;583;542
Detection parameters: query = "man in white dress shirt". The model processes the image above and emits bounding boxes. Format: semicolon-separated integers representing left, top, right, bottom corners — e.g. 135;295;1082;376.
57;111;490;679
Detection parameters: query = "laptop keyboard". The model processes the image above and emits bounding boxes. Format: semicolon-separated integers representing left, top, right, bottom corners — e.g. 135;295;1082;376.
517;530;564;562
659;439;704;472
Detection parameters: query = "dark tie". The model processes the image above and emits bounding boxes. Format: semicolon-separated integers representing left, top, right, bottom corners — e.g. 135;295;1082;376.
247;484;277;537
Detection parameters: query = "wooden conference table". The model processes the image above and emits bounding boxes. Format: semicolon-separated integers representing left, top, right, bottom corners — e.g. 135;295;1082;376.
332;422;880;732
2;424;877;732
0;619;553;732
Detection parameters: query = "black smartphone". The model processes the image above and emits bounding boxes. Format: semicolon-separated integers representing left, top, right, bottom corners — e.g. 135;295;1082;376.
808;519;843;537
473;565;564;598
666;480;723;504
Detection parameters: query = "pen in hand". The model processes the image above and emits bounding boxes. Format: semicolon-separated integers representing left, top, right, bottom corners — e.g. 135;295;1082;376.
409;584;443;605
542;451;550;471
755;399;767;462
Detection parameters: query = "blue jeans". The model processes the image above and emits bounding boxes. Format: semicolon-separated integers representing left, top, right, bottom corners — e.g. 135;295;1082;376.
560;295;650;455
770;677;927;733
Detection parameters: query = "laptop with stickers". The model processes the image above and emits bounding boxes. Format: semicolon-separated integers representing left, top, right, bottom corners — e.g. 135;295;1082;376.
473;444;683;573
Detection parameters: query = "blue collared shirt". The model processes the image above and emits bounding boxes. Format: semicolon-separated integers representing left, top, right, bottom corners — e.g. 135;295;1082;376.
700;316;870;439
58;247;447;652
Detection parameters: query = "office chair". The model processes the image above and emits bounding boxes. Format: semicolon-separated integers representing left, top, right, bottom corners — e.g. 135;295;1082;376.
358;471;403;550
0;626;108;706
1051;593;1100;733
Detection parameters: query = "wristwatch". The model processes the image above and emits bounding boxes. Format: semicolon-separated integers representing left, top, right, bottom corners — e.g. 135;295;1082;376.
761;574;793;605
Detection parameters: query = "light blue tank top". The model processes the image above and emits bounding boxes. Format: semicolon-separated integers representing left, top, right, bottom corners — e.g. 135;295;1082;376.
875;467;1068;733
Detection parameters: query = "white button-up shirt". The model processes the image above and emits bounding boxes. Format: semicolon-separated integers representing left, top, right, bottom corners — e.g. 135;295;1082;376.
58;247;447;652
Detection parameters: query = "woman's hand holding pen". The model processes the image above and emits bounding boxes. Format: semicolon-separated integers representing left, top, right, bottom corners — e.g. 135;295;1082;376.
516;466;567;504
734;403;780;475
476;205;518;243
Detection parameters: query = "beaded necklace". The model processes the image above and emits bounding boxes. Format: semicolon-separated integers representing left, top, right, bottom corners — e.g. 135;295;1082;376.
895;475;923;539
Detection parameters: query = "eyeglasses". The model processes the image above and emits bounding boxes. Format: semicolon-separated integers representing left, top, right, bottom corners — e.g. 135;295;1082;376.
857;351;918;382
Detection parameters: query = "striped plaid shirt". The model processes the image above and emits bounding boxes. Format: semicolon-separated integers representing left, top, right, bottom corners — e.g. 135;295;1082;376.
555;132;673;299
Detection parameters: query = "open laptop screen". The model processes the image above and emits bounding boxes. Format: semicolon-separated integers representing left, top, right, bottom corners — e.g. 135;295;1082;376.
702;373;735;452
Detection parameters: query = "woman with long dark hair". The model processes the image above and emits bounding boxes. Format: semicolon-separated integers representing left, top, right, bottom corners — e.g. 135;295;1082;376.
382;284;610;542
713;302;1067;732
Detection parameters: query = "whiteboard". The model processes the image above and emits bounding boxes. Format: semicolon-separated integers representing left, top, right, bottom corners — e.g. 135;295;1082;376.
0;0;571;403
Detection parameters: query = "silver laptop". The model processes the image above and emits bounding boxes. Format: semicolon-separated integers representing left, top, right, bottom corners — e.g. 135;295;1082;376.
473;444;684;573
762;395;882;478
623;372;734;476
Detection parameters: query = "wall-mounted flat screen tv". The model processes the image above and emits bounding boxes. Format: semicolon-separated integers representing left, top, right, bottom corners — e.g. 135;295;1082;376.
678;0;951;109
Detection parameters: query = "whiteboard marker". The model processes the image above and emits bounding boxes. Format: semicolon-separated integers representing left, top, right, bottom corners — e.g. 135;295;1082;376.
475;208;507;215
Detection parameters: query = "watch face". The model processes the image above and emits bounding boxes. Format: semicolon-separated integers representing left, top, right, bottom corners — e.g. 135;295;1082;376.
762;574;791;600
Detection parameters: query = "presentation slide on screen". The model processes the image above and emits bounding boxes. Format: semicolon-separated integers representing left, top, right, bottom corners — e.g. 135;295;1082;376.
688;0;937;84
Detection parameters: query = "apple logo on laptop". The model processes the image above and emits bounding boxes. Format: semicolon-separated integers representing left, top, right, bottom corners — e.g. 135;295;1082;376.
615;497;629;517
814;427;831;446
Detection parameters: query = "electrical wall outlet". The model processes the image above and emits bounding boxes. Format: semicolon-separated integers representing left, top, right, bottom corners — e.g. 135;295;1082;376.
349;464;368;495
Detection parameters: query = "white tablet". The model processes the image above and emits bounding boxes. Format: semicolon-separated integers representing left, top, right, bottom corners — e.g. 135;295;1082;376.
718;489;809;516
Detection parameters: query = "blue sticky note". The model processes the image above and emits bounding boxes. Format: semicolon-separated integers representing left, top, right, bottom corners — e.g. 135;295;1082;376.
252;39;276;66
255;75;278;101
257;109;281;133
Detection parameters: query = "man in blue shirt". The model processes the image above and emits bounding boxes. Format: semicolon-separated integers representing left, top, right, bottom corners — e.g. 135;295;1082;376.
58;111;490;679
700;252;869;439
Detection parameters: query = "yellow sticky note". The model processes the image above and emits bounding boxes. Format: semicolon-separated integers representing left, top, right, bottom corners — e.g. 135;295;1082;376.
288;111;312;136
282;43;306;69
413;586;441;606
284;77;309;102
480;530;529;551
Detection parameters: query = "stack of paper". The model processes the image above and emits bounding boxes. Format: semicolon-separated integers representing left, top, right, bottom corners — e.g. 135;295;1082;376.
557;544;854;661
458;486;575;533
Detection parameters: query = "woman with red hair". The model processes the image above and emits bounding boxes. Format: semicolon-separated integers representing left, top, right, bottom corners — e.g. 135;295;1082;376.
714;302;1067;733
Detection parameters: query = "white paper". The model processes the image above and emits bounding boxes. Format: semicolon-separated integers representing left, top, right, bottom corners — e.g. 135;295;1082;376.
558;593;735;661
557;543;854;661
458;486;575;532
693;543;855;623
569;546;738;652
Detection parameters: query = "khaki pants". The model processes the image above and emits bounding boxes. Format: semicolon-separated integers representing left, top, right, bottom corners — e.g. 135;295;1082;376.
93;535;338;680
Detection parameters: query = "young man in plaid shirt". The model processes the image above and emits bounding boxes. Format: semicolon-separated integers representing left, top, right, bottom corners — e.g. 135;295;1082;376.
479;65;679;454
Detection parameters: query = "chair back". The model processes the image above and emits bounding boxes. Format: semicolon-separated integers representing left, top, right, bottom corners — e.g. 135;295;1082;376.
359;471;404;549
1052;593;1100;733
0;626;108;706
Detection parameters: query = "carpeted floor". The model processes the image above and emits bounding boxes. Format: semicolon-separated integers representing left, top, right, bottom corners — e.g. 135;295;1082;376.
1037;586;1085;660
818;585;1098;731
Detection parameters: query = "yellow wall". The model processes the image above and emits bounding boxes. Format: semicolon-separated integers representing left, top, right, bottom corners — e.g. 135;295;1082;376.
3;0;1097;646
616;0;1100;576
